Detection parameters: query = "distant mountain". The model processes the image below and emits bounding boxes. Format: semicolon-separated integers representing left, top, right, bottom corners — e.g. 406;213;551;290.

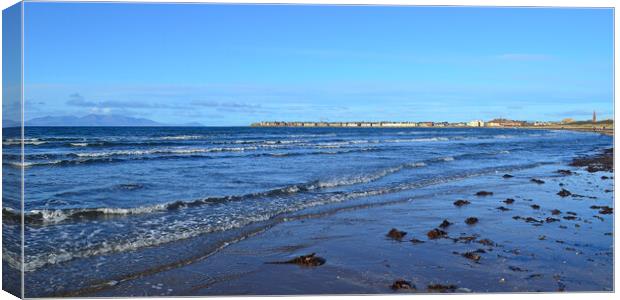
180;121;205;127
26;114;204;127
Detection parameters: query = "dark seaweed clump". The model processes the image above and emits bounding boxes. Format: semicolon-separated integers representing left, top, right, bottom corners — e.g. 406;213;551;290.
570;148;613;172
266;253;326;266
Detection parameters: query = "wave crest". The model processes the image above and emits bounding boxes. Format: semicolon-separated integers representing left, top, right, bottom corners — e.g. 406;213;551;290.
9;159;429;224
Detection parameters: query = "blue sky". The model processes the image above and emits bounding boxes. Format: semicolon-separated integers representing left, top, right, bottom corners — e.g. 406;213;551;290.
22;3;613;125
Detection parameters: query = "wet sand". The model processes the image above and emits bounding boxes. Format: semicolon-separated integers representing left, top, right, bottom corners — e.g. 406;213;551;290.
83;149;614;296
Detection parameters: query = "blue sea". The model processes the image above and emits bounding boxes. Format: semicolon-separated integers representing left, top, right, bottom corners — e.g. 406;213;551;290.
1;127;612;295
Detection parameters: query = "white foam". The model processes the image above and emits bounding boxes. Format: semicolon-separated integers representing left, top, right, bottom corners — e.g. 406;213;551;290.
158;135;205;140
8;161;41;168
27;204;170;223
2;138;46;146
74;147;258;158
385;137;450;143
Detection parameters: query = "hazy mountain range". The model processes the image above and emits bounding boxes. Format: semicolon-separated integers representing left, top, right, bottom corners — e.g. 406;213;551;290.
19;114;204;127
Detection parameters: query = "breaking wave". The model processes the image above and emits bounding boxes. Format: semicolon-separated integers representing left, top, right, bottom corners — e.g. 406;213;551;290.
3;138;46;146
7;159;429;224
69;143;89;147
72;147;259;158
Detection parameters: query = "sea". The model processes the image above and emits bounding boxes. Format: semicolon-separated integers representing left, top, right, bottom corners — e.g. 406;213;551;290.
1;126;613;296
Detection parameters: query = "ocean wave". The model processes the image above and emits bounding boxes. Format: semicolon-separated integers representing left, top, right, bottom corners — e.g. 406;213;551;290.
385;137;450;143
63;140;201;148
263;139;305;145
217;139;317;146
1;207;22;223
11;159;429;224
2;250;23;271
12;145;514;169
72;147;258;158
288;133;337;138
4;132;524;149
9;161;549;273
157;135;205;140
24;136;87;142
262;147;380;157
7;210;277;272
7;160;65;168
315;141;351;147
3;138;47;146
8;147;384;169
6;158;126;168
349;139;371;144
493;134;515;139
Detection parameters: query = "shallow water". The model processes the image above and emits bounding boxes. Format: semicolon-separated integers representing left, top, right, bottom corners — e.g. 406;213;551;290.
1;127;612;296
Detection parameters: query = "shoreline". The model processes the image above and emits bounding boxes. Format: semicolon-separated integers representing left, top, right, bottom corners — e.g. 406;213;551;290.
7;125;614;137
251;123;614;137
522;126;614;136
80;148;614;296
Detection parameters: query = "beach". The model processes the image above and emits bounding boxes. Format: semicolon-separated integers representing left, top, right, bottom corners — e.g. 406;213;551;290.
4;2;614;297
2;127;613;296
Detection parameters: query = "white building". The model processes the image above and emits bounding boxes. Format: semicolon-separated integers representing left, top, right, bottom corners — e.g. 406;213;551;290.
467;120;485;127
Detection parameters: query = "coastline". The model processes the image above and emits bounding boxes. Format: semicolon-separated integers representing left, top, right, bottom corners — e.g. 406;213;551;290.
79;146;614;296
253;122;614;137
522;126;614;137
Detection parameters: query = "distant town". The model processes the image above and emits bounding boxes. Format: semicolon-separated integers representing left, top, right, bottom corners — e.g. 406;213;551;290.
251;112;613;129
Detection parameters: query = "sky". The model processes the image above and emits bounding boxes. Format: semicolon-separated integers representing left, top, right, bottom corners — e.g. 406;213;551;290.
21;2;614;126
